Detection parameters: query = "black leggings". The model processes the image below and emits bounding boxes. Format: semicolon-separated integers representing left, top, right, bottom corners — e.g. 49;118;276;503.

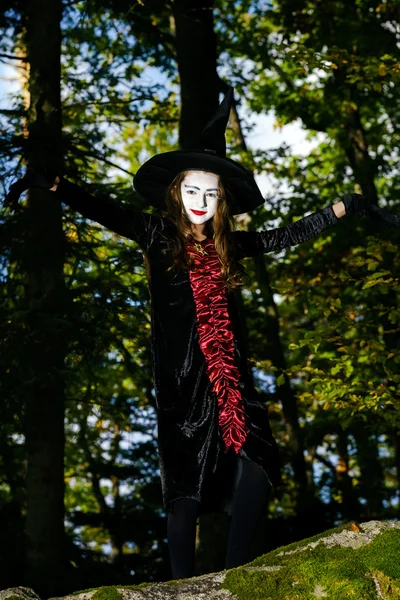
167;459;271;579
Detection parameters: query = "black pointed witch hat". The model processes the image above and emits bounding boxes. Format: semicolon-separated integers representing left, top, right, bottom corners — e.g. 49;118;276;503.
133;87;265;215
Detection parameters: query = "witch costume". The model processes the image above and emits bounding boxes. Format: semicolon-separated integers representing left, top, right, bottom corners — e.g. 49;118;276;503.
5;90;400;524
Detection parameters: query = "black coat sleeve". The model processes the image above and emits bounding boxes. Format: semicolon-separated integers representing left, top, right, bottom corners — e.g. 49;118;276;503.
55;177;158;252
231;205;340;260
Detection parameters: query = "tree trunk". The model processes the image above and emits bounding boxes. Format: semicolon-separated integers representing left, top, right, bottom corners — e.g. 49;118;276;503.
23;0;66;594
392;428;400;507
253;255;309;506
335;428;360;519
337;97;398;515
171;0;218;149
339;105;379;203
227;93;309;508
171;0;228;575
352;426;384;518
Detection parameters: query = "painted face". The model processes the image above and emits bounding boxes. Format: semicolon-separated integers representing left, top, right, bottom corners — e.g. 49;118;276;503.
180;171;219;225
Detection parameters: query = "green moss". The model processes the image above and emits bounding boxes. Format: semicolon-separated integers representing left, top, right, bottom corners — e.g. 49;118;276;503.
246;522;351;568
369;571;400;599
120;582;157;590
360;529;400;578
223;526;400;600
3;596;26;600
87;587;123;600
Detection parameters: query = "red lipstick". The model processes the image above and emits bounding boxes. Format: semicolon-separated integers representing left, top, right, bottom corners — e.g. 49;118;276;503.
191;209;207;215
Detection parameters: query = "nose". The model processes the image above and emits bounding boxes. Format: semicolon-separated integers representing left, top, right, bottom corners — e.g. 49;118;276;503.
198;192;207;209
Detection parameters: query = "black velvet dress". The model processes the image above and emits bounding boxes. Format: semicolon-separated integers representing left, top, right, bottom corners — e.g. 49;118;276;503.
56;178;340;514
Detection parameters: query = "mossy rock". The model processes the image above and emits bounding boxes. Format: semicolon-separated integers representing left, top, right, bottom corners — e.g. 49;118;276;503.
2;520;400;600
223;519;400;599
90;589;123;600
0;589;41;600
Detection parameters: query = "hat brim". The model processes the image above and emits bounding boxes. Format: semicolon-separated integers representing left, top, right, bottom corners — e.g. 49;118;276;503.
133;150;264;215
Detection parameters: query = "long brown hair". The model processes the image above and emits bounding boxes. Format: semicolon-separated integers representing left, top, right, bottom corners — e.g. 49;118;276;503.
162;170;245;290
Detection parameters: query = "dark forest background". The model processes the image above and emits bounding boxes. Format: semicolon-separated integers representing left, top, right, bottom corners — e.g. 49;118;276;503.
0;0;399;597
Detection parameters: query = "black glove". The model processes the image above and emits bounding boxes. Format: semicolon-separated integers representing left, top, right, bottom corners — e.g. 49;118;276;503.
4;167;59;210
343;193;372;217
343;193;400;228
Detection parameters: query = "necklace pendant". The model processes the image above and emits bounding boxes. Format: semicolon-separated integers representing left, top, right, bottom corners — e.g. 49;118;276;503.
194;242;208;256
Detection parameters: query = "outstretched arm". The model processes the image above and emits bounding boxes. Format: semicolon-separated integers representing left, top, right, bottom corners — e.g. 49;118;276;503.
5;168;157;251
54;177;154;250
232;202;342;259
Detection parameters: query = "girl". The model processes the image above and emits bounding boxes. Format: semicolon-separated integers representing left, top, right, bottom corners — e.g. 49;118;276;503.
6;89;397;580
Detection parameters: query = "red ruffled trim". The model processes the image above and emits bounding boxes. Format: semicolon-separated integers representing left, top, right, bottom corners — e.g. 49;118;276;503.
186;239;248;454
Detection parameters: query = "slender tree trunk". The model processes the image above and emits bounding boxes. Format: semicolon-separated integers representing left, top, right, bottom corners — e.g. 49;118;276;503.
392;428;400;507
171;0;218;149
378;290;400;512
253;255;309;505
227;90;309;507
171;0;227;575
352;426;384;518
23;0;66;594
335;428;360;519
339;105;379;203
338;90;398;512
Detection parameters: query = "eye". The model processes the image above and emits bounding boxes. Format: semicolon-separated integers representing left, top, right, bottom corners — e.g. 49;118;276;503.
185;189;196;195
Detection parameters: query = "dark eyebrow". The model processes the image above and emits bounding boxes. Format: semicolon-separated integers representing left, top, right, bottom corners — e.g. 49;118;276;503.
183;185;218;192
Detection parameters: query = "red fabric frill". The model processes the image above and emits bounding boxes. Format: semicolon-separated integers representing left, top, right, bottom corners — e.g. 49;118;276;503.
186;238;248;454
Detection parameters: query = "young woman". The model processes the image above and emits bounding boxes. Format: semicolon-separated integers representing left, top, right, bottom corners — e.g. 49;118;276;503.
5;89;398;580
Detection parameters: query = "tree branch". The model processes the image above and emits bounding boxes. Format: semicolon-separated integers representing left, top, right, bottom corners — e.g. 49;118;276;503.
0;53;28;62
72;146;136;177
0;109;25;116
63;96;157;110
314;453;337;475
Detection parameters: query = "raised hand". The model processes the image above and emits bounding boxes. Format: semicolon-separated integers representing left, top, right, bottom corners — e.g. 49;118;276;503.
342;193;372;217
4;167;59;210
343;193;400;228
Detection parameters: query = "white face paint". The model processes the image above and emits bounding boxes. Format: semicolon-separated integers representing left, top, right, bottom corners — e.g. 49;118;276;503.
180;171;219;225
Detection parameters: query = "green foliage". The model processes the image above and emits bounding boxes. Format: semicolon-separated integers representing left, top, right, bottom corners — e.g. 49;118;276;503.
218;0;400;522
